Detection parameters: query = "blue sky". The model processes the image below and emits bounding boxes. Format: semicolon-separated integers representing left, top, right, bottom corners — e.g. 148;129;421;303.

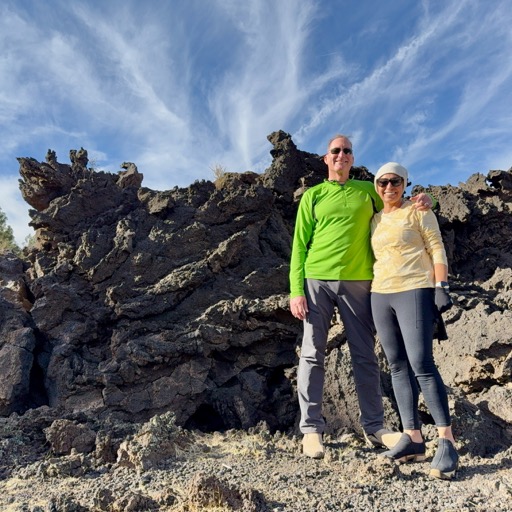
1;0;512;245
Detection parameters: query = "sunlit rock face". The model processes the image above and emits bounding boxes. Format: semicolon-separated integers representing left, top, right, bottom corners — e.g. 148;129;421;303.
2;131;511;454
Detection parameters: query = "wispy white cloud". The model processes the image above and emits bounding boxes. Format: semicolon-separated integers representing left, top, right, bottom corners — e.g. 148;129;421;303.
388;2;512;180
1;0;512;244
293;0;512;184
206;0;350;172
295;2;466;147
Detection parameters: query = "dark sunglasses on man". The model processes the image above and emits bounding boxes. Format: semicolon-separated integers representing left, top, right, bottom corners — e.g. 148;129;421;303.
329;147;353;155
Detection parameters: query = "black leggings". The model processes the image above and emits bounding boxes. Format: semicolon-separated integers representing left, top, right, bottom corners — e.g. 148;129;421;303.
371;288;451;429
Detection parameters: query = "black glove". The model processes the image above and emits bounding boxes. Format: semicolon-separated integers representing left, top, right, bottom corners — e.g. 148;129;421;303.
435;287;452;313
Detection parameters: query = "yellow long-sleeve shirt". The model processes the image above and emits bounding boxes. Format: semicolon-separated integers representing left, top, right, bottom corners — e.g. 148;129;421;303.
370;201;447;293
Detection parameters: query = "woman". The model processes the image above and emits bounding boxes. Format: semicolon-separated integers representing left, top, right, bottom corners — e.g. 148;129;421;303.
370;162;458;480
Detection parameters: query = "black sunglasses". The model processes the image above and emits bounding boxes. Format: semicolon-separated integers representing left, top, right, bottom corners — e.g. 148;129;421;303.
329;147;353;155
376;177;403;187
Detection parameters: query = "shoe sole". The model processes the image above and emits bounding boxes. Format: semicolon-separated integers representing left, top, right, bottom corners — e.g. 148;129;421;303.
396;453;426;463
303;451;324;459
429;468;456;480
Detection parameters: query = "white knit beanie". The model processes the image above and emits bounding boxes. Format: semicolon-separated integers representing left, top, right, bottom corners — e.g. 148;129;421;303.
374;162;409;188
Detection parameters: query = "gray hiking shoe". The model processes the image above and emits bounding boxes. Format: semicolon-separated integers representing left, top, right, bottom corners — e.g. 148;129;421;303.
364;428;403;449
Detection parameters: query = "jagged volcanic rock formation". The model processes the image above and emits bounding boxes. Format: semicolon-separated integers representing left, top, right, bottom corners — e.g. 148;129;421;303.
1;131;511;456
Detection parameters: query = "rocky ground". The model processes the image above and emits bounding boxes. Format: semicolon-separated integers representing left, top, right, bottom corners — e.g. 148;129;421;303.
1;410;511;512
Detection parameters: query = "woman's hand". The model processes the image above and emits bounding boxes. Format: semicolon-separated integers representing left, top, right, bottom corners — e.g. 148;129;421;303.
435;287;453;313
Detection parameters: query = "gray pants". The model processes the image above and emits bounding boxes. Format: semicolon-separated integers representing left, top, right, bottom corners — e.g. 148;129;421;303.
297;279;384;435
371;288;451;429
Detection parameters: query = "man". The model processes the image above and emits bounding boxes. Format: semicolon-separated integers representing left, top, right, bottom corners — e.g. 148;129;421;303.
289;134;434;458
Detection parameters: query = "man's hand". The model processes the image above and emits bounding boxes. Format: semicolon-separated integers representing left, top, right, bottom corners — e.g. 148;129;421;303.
411;192;433;211
290;296;308;320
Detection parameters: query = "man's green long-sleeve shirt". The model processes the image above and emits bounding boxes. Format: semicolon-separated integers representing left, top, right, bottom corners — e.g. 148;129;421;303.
289;179;384;298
